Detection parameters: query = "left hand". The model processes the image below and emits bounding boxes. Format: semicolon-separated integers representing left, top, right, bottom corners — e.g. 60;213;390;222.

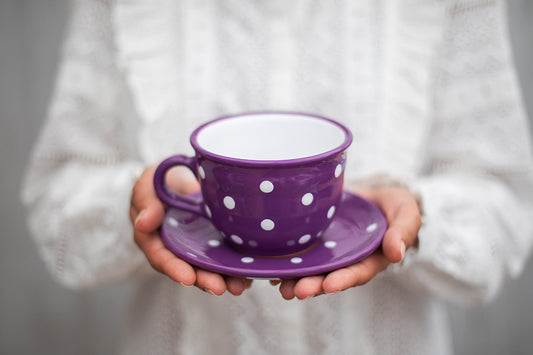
271;187;422;300
131;165;253;296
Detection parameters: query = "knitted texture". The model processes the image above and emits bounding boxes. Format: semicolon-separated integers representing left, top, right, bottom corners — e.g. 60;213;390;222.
22;0;533;354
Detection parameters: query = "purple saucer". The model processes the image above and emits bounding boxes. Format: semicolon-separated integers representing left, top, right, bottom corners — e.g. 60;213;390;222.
160;191;387;279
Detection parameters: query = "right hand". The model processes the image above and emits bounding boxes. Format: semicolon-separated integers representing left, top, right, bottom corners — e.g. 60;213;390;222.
271;186;421;300
130;166;253;295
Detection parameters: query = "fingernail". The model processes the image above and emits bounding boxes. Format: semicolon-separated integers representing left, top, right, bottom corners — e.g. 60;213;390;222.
134;209;146;227
203;288;217;296
179;282;192;287
323;288;338;294
400;241;406;263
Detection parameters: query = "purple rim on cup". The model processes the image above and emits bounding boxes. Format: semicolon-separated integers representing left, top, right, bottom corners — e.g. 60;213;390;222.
190;112;353;167
154;112;353;256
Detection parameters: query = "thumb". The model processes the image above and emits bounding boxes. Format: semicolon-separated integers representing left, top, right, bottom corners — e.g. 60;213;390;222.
132;166;166;233
357;187;421;264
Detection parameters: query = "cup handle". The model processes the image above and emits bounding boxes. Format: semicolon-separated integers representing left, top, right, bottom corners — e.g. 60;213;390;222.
153;155;207;217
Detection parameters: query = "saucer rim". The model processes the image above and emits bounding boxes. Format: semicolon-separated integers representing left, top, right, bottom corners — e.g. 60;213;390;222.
160;191;386;278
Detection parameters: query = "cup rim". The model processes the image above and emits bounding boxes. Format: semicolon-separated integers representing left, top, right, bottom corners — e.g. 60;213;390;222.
190;111;353;167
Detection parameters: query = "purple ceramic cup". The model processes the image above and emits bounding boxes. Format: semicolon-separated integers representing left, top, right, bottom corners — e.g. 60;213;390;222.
153;112;353;256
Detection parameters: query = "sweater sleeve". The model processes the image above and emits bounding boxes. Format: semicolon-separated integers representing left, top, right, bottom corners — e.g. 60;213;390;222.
388;0;533;306
21;0;149;289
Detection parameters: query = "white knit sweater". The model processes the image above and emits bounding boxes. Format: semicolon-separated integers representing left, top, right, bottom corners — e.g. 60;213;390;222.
22;0;533;354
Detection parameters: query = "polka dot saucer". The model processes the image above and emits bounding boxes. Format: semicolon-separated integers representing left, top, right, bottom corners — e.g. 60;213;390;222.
160;191;387;279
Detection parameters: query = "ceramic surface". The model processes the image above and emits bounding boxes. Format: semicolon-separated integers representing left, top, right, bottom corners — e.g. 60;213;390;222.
154;112;353;256
160;191;386;278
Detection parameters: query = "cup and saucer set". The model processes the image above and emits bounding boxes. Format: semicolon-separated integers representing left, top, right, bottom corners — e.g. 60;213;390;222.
154;112;387;279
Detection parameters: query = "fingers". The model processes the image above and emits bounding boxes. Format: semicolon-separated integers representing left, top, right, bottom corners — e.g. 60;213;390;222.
134;229;197;286
192;271;254;296
195;273;253;296
225;277;253;296
131;167;196;285
135;226;252;295
131;167;252;296
131;166;165;233
279;279;298;300
293;275;325;300
277;275;324;300
166;166;201;195
270;186;422;300
358;187;421;263
195;269;227;295
132;167;196;285
274;252;390;299
322;251;390;293
381;204;421;263
130;166;200;289
381;224;407;264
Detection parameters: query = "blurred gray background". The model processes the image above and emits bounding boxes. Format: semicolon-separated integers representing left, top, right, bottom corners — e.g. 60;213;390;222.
1;1;532;354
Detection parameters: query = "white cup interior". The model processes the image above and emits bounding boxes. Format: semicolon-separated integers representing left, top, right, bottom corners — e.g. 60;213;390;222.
195;113;348;161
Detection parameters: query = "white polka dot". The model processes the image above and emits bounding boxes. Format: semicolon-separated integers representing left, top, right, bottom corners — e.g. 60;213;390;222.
208;239;221;247
198;166;206;179
241;257;254;264
260;180;274;193
248;240;258;247
286;240;296;246
366;223;378;232
327;206;336;219
204;205;212;218
301;193;314;206
290;257;303;264
223;196;235;210
230;235;243;245
324;241;337;248
334;164;343;178
261;219;275;231
167;217;179;227
187;252;198;258
298;234;311;244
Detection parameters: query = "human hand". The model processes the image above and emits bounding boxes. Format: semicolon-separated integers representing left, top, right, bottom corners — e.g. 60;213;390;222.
271;187;422;300
130;166;253;295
